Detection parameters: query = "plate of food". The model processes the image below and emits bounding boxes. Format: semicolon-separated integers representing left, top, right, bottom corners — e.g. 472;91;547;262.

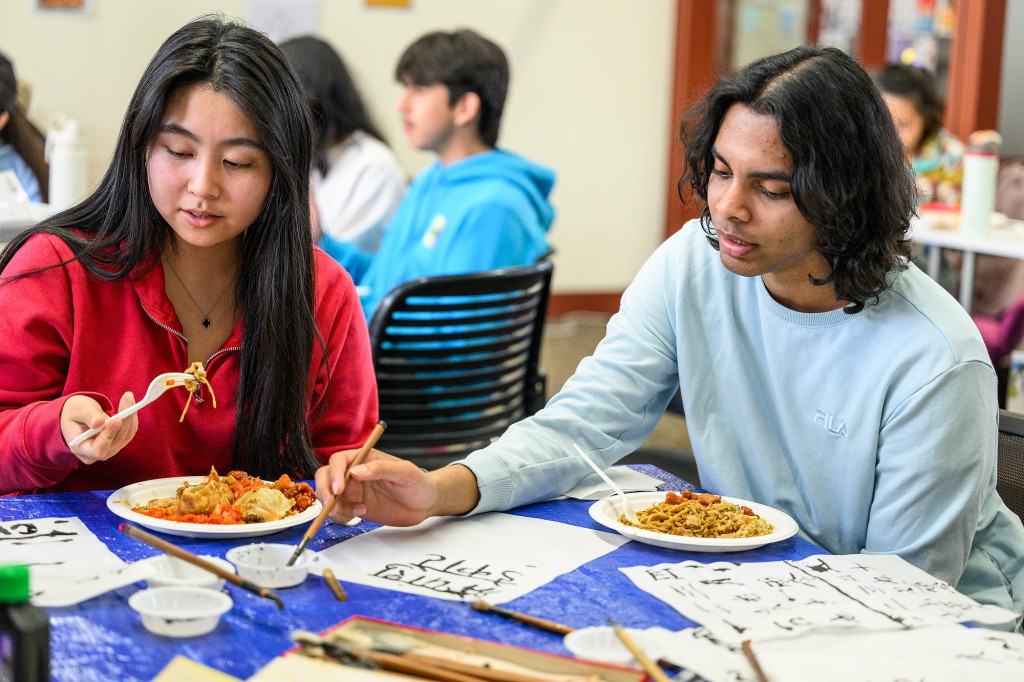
107;468;322;539
588;490;799;552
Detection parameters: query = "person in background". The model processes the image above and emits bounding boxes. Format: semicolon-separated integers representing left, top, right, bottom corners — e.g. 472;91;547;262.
0;50;44;203
0;16;378;495
320;29;555;321
876;62;965;206
279;35;406;253
875;62;965;297
316;46;1024;630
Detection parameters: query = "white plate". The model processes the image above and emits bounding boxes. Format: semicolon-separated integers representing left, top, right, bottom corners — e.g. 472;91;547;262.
107;476;322;539
588;491;798;552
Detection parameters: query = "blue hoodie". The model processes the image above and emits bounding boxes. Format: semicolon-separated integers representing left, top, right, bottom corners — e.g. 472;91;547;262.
0;141;41;203
321;149;555;320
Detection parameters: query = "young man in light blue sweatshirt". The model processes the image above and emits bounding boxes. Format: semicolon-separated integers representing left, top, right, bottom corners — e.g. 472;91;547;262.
314;47;1024;629
320;29;555;321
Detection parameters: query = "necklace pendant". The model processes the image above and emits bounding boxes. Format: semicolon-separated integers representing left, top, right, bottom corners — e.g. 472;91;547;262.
202;318;211;328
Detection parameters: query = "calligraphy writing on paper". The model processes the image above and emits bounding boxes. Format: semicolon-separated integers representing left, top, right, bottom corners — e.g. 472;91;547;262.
373;553;524;598
0;518;79;544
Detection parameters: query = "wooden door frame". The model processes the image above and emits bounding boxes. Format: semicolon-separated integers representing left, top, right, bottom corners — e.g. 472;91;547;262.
549;0;1007;317
662;0;1005;240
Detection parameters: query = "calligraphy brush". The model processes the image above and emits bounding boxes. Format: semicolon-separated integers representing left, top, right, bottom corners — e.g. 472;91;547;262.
291;630;491;682
470;600;681;673
287;420;386;566
470;599;573;635
119;522;284;610
742;640;770;682
607;618;672;682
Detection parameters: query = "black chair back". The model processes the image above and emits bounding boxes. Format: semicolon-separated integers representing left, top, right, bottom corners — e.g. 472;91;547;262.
367;261;553;470
998;409;1024;521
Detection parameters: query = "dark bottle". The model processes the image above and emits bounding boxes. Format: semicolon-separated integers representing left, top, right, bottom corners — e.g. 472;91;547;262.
0;564;49;682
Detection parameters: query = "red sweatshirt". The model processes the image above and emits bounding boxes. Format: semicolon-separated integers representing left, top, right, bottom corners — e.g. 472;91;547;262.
0;233;379;494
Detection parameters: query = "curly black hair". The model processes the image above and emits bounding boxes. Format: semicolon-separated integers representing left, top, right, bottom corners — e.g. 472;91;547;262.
680;46;915;313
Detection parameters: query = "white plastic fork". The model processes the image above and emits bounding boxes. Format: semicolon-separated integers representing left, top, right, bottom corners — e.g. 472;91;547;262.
573;442;639;524
68;372;195;448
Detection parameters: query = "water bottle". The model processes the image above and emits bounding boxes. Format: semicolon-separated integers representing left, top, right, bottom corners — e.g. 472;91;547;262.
0;564;49;682
44;114;88;211
1008;350;1024;414
959;130;1002;238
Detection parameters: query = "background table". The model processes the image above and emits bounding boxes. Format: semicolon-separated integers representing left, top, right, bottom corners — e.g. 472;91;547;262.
910;210;1024;313
0;201;50;244
0;466;821;682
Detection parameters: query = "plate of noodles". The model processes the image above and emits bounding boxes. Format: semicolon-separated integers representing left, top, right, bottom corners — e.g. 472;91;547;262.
588;490;799;552
107;469;321;539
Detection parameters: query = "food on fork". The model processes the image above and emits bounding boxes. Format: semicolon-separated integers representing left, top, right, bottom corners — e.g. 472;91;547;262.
132;467;315;525
179;361;216;421
619;490;774;539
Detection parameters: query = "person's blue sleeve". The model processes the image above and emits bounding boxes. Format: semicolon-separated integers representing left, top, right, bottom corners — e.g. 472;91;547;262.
319;232;373;283
865;360;997;585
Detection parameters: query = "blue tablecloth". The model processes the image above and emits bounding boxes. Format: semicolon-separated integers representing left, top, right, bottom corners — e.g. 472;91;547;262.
0;466;821;681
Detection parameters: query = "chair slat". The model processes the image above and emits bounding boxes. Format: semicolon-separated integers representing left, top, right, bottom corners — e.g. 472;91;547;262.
367;261;553;470
998;409;1024;522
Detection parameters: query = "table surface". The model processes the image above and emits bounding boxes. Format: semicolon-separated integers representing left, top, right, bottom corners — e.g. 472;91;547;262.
910;210;1024;259
0;466;821;682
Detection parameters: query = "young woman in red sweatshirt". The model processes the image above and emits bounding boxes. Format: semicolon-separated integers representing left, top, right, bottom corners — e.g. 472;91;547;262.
0;16;378;494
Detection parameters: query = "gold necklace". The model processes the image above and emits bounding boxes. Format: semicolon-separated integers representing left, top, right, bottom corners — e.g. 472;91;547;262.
163;258;234;329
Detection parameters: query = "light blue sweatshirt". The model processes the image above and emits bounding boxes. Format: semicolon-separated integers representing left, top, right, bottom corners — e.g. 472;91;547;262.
461;219;1024;628
321;149;555;320
0;141;41;203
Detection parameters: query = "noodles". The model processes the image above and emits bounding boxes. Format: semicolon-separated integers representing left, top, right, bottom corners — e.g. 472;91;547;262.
179;361;217;422
619;490;774;539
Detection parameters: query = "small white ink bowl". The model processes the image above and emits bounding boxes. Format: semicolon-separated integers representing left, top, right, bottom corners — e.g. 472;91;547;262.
144;554;236;591
563;626;672;667
226;542;312;588
129;586;232;638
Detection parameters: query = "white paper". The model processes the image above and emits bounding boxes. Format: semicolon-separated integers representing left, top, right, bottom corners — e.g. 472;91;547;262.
0;517;132;606
33;558;157;608
751;625;1024;682
557;466;664;500
656;627;758;682
246;0;319;44
319;512;627;603
621;554;1018;643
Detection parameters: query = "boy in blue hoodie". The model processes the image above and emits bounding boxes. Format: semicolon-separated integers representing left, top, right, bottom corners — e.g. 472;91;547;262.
319;29;556;321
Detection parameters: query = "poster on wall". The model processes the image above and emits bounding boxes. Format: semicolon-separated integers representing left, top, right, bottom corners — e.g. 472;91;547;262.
36;0;93;12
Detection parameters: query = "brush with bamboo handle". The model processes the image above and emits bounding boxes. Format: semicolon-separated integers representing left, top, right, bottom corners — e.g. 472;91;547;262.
119;522;284;610
607;619;672;682
470;600;681;673
286;420;386;566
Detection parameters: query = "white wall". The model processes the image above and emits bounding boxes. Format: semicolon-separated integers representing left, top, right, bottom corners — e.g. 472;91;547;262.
0;0;676;295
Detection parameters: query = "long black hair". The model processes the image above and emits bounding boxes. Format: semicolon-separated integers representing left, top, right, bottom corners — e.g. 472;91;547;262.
0;15;323;478
279;35;388;177
681;46;916;314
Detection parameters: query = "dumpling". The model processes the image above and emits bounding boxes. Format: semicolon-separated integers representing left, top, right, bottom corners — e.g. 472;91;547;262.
236;487;295;523
178;467;233;515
